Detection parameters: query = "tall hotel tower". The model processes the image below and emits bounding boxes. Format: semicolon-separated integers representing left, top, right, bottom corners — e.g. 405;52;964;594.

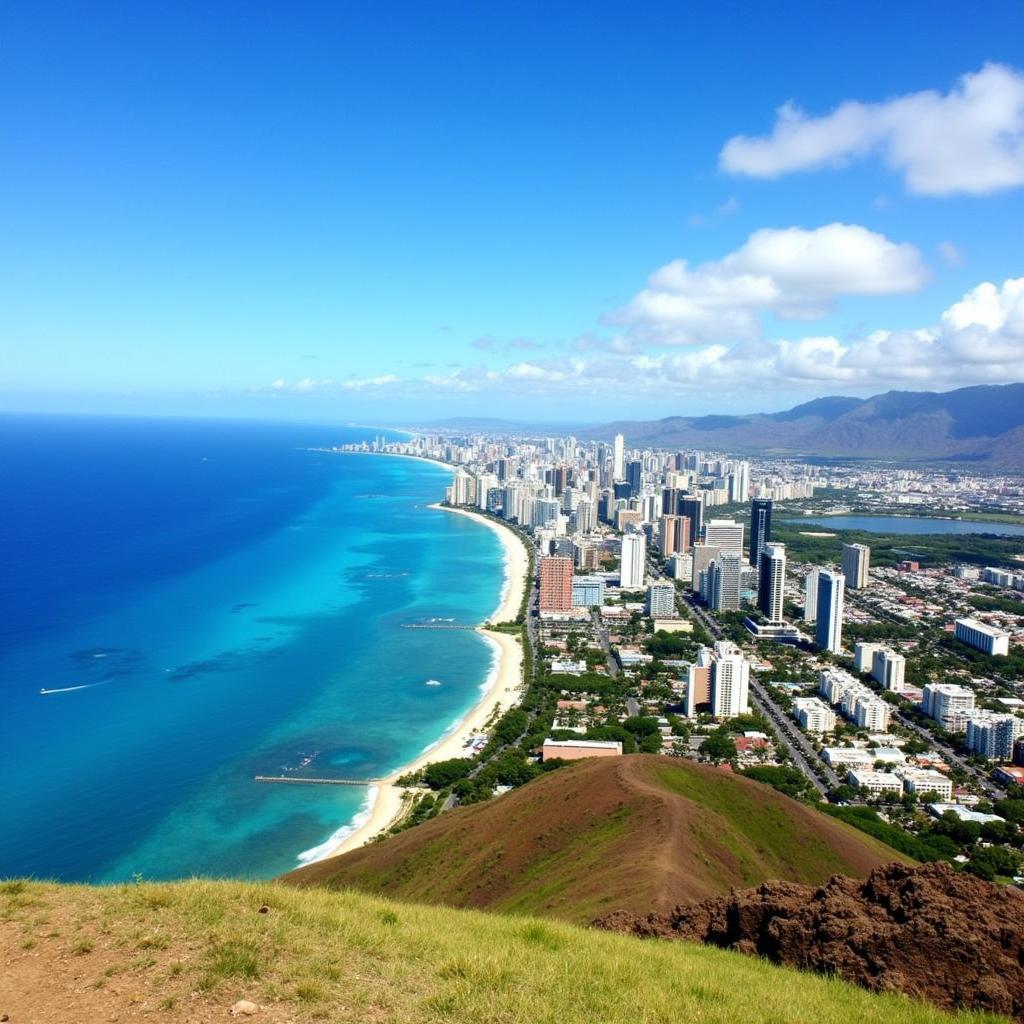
749;498;773;566
757;542;787;623
815;570;845;653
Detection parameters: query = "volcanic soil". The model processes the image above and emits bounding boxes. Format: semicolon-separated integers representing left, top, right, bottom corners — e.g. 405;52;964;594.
599;861;1024;1020
283;754;908;922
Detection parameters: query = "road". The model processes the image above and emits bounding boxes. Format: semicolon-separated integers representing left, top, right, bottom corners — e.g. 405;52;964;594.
678;590;839;795
893;709;1006;800
590;607;621;679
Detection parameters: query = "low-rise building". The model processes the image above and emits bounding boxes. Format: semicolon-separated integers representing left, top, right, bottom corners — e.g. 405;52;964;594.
954;617;1010;656
897;767;953;801
541;739;623;761
847;769;902;796
792;697;837;734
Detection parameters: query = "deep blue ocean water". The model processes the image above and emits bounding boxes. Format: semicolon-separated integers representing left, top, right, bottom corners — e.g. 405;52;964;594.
0;415;503;882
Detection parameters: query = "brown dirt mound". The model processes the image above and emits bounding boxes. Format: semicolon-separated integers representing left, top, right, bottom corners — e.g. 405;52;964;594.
283;755;908;922
597;861;1024;1019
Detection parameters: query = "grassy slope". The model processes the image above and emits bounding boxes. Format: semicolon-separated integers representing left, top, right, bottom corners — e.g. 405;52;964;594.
0;878;1005;1024
284;755;910;922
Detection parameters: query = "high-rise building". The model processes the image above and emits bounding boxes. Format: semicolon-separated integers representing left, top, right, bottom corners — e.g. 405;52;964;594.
872;649;906;690
711;641;750;718
854;641;882;673
707;551;743;611
691;543;721;594
815;570;845;653
749;498;773;566
731;461;750;504
922;682;976;729
757;542;786;623
965;712;1024;760
658;514;691;557
573;498;595;534
447;468;477;506
683;652;713;717
538;556;574;613
571;576;606;608
612;433;625;481
841;543;871;589
475;472;498;510
803;568;820;623
704;518;744;555
645;582;676;618
619;530;646;589
626;459;643;497
678;494;704;540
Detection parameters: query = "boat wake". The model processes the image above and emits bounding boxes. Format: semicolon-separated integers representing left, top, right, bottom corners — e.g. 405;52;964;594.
39;682;105;695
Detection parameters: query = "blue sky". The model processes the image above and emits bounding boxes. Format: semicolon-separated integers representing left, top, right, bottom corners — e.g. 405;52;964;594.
2;1;1024;422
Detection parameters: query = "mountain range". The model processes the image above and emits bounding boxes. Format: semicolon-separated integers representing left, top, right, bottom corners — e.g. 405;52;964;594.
422;383;1024;467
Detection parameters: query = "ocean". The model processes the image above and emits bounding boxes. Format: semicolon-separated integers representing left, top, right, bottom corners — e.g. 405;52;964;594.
0;414;504;882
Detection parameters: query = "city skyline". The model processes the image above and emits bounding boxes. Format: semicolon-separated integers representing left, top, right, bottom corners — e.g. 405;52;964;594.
2;2;1024;422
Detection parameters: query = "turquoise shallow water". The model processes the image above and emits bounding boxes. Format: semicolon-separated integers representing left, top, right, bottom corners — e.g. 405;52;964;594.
0;418;504;881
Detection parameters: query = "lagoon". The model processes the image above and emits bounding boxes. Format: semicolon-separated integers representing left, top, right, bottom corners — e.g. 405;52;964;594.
784;514;1024;538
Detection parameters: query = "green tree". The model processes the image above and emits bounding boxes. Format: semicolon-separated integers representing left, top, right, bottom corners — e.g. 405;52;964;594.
700;731;737;763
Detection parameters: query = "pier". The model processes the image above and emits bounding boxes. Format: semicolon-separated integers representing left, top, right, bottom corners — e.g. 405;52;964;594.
254;775;379;786
402;623;476;630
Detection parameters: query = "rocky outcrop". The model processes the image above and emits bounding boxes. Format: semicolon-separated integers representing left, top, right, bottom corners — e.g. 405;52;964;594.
598;862;1024;1019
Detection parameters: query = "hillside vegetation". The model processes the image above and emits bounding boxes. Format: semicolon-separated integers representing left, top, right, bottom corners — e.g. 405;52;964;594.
284;755;909;921
0;878;1005;1024
580;383;1024;467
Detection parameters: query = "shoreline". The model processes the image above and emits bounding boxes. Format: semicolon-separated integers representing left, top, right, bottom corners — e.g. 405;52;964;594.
301;479;530;862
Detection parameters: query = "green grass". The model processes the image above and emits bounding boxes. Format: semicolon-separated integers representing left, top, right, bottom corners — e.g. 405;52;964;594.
0;878;1001;1023
651;762;909;882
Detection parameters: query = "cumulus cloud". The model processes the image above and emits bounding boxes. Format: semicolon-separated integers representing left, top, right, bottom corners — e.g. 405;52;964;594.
605;223;927;344
268;277;1023;401
720;63;1024;195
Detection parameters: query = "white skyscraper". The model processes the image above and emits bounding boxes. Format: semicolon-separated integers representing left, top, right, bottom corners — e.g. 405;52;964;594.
707;551;743;611
757;542;786;623
730;461;750;503
619;530;646;589
712;641;750;718
815;569;845;653
612;433;625;482
703;518;744;555
803;568;820;623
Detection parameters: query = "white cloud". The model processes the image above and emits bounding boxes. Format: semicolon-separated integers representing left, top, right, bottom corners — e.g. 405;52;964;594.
254;279;1024;403
606;223;927;344
720;63;1024;195
340;374;398;390
937;241;964;267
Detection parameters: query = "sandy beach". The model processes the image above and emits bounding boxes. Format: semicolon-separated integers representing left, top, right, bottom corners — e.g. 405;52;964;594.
309;494;530;861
